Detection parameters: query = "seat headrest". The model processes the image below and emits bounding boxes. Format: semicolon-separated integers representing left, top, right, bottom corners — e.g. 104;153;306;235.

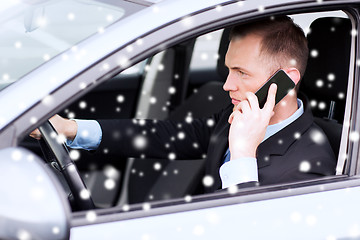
300;17;351;121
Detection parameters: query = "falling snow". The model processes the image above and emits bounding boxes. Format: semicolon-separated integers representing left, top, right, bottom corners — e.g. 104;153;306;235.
202;175;214;187
299;161;311;172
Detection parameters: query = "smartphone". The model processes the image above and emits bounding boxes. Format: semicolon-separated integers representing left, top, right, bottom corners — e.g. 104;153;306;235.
255;69;295;108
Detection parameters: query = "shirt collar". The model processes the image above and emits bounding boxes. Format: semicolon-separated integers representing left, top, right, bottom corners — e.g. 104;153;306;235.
263;98;304;142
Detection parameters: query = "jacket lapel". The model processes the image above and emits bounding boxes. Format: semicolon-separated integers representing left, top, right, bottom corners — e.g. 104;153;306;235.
204;105;232;192
257;96;314;169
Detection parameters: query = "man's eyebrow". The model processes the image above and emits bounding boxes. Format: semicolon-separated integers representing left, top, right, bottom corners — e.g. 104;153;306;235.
225;65;248;72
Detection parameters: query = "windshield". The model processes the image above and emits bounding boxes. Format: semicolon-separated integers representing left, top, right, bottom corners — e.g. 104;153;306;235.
0;0;148;91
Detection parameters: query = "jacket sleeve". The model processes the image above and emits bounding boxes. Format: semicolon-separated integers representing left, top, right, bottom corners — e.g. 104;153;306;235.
95;112;224;160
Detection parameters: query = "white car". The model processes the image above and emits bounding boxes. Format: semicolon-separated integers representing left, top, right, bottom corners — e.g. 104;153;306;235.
0;0;359;239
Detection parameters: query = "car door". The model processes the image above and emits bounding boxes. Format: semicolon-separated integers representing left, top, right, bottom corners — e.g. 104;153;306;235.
2;0;360;239
65;1;360;239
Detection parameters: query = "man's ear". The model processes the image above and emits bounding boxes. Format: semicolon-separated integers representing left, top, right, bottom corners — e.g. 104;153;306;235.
284;68;301;85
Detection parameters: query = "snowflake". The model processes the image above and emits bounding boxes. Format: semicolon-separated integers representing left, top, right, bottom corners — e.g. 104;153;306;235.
310;49;319;58
67;12;75;21
202;175;214;187
104;165;119;179
349;131;360;142
102;63;110;70
207;119;215;127
136;38;144;46
154;162;161;171
200;53;208;60
181;16;193;27
80;130;89;138
150;96;157;104
177;131;185;140
106;14;114;22
43;54;50;61
158;64;164;71
104;179;116;190
67;112;75;119
69;150;80;161
133;135;147;150
143;202;151;211
318;102;326;110
289;59;297;66
257;5;265;12
338;92;345;99
42;95;55;106
29;117;38;124
294;132;301;139
79;82;87;89
56;134;67;144
80;189;90;200
185;115;193;123
316;79;324;88
14;41;22;49
299;160;311;172
351;29;358;37
17;229;31;240
52;226;60;235
2;73;9;81
184;195;192;202
122;204;131;212
168;86;176;94
86;211;97;222
168;152;176;160
327;73;335;81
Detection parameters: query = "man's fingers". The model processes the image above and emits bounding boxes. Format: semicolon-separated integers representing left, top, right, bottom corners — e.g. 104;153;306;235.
263;83;277;113
29;129;41;140
245;92;260;111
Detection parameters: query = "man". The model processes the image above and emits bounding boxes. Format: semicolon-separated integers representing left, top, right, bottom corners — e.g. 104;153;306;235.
31;16;336;193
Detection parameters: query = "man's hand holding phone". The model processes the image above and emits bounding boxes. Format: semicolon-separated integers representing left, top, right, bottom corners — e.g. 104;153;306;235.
228;83;277;159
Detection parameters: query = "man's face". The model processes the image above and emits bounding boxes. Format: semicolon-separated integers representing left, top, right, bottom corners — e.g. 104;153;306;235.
223;34;274;107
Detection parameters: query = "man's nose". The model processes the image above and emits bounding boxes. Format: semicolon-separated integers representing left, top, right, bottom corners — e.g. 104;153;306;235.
223;72;237;92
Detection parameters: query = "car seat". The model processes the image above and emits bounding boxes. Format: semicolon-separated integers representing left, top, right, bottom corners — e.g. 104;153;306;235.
299;17;351;159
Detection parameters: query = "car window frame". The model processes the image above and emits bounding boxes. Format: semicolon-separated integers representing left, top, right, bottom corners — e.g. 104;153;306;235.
8;0;360;226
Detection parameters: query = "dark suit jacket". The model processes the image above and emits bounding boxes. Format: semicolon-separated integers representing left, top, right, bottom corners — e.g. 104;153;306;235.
97;97;336;193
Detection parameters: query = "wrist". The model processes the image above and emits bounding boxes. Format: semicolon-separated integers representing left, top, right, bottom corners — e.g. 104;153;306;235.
65;119;78;141
230;149;256;160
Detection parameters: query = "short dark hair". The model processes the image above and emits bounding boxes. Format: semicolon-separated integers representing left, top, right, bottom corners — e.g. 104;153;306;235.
230;16;308;79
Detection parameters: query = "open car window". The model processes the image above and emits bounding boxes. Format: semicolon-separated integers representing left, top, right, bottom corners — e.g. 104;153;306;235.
19;6;354;225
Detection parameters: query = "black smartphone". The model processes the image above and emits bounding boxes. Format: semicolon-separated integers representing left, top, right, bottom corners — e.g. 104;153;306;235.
255;69;295;108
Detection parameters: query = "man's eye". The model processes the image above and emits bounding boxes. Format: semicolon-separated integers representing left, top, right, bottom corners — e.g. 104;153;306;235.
239;70;247;76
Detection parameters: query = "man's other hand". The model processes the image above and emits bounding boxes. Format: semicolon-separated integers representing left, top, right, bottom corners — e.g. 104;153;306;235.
30;114;78;141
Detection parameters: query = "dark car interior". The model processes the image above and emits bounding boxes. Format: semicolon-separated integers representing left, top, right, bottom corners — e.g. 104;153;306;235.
20;13;352;211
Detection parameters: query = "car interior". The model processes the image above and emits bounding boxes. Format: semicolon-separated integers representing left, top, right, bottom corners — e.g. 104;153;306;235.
20;11;352;211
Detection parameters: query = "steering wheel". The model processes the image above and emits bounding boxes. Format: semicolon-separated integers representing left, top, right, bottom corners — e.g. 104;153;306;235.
38;120;95;210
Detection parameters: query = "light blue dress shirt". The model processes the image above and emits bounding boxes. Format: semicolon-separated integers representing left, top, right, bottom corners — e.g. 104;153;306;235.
219;99;304;188
68;99;304;189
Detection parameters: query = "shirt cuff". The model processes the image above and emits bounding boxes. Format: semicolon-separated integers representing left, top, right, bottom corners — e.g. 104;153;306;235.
66;119;102;151
219;157;258;189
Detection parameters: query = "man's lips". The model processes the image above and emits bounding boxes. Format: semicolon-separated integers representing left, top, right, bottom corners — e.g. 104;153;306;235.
231;98;241;105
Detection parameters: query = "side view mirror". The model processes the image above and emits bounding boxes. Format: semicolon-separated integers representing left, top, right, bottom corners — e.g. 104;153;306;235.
0;147;70;240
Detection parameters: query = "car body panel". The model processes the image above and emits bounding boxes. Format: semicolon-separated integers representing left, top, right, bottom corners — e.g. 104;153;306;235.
70;182;360;240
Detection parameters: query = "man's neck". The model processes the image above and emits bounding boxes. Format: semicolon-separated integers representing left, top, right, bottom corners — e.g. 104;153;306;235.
269;95;299;125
